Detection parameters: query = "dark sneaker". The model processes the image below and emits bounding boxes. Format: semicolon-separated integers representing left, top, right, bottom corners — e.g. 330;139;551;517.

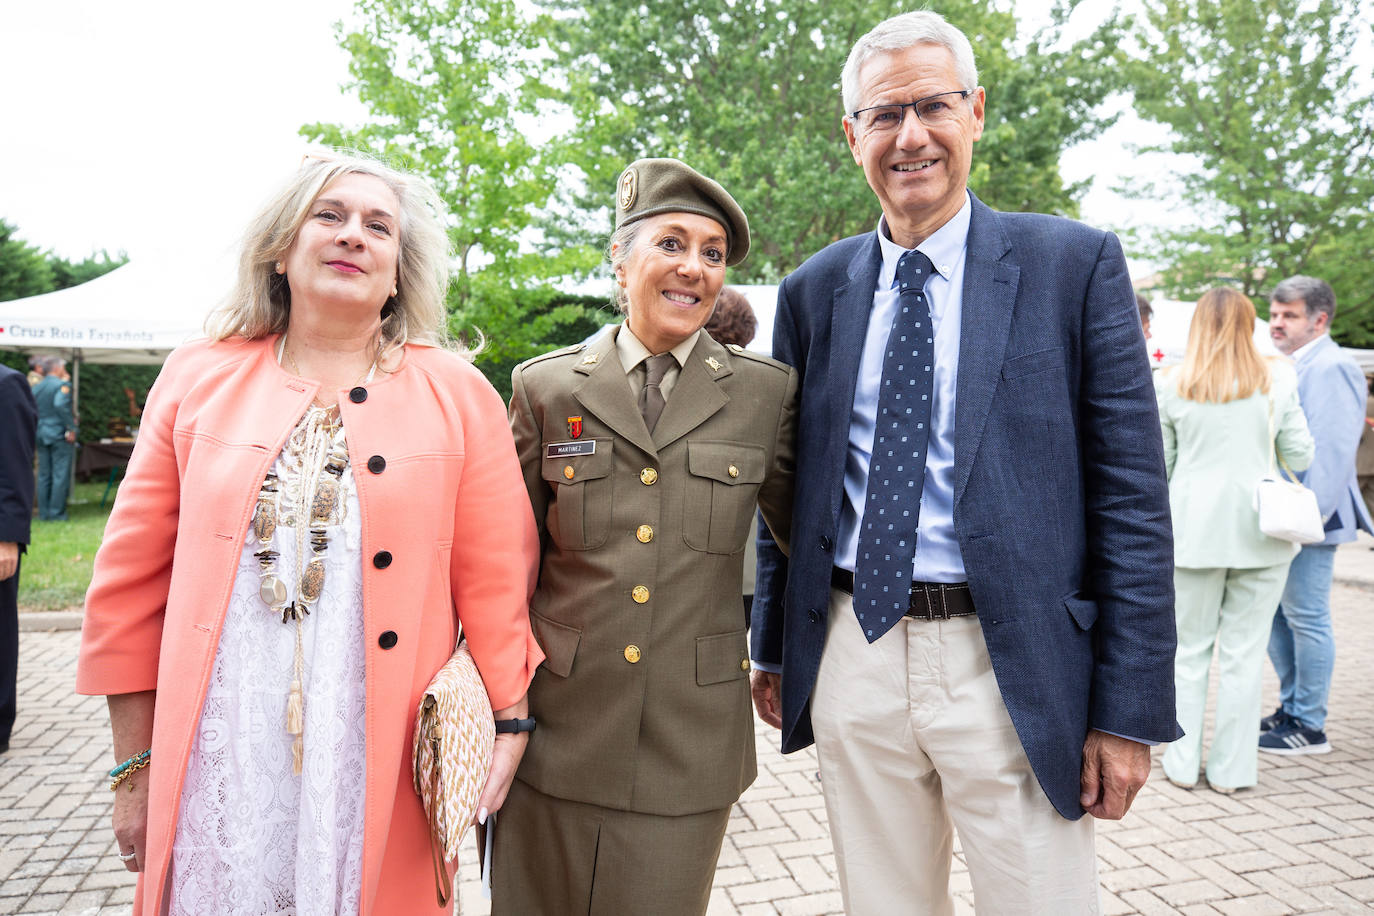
1258;721;1332;755
1259;706;1288;732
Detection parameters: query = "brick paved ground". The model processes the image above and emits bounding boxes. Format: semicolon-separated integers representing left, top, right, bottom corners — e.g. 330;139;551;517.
4;536;1372;915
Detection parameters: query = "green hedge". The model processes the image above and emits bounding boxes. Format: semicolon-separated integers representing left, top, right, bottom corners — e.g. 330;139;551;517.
469;291;614;402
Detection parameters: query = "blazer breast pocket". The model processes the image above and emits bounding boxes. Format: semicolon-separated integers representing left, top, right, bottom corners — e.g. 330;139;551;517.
540;439;614;550
683;440;766;554
1001;347;1066;381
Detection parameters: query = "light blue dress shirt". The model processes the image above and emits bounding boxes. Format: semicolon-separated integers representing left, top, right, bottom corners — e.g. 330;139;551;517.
836;194;971;583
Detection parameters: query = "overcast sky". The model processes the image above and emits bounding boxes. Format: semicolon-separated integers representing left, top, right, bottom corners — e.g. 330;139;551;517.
3;0;1169;278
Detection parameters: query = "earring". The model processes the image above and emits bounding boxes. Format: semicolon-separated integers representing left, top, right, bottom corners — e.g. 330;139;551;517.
391;286;398;297
275;261;285;274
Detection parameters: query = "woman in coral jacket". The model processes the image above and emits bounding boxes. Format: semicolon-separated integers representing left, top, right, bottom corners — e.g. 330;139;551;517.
76;154;544;915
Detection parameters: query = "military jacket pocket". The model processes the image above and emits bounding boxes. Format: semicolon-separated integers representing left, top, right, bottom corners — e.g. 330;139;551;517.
683;440;766;554
531;610;582;678
540;439;614;550
696;629;751;686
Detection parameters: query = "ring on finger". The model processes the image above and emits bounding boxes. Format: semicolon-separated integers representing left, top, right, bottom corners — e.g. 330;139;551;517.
117;849;137;862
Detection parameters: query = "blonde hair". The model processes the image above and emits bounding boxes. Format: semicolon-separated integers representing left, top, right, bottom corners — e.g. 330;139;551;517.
206;152;459;361
1175;287;1274;403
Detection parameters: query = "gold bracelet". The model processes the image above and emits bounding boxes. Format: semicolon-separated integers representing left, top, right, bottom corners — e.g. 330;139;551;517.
109;757;150;792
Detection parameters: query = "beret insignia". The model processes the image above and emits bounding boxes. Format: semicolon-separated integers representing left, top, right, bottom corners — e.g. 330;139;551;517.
618;168;638;212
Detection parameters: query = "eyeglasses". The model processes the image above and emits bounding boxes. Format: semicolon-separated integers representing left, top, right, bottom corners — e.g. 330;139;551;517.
849;90;973;133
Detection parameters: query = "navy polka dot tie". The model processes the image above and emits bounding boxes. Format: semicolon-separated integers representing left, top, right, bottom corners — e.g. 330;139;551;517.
854;249;935;643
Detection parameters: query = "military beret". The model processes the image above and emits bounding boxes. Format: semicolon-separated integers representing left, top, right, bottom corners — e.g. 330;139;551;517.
614;158;750;266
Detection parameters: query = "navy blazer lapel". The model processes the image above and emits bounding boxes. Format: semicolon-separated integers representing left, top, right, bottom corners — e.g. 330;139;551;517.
954;196;1020;506
828;234;883;456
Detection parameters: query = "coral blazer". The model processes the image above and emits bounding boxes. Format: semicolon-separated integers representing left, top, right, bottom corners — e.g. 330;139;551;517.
76;335;543;915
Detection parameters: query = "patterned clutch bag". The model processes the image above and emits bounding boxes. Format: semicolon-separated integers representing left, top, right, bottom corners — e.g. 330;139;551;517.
413;640;495;906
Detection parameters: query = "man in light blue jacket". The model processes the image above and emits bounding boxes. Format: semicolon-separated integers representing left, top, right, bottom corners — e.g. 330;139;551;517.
1262;276;1374;755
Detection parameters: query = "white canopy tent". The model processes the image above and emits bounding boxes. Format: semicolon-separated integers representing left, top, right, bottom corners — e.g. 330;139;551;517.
0;249;233;366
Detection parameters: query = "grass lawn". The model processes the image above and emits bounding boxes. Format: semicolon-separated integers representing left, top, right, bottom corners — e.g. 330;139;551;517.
19;479;118;612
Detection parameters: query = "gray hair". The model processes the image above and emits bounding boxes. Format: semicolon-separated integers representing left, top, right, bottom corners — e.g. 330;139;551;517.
840;11;979;116
607;221;642;314
1271;275;1336;324
206;151;458;361
41;355;65;372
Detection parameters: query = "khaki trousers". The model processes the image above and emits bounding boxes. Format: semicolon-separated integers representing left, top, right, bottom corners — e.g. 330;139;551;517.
490;778;730;916
811;588;1099;915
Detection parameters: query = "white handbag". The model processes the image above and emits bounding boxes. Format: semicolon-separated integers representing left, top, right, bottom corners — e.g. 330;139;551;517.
1254;395;1325;545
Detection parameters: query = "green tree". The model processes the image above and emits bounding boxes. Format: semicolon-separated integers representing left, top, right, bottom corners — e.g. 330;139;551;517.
51;251;127;291
1124;0;1374;344
547;0;1126;280
303;0;604;383
0;218;56;302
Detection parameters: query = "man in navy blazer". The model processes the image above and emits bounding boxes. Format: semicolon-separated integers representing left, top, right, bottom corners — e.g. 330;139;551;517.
749;11;1179;912
1261;276;1374;756
1;364;38;754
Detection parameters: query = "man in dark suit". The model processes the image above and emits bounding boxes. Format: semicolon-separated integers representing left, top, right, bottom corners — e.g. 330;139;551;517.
1;364;38;753
749;11;1179;912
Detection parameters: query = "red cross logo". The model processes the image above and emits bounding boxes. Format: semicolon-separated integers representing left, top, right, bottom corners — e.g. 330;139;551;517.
1152;349;1165;363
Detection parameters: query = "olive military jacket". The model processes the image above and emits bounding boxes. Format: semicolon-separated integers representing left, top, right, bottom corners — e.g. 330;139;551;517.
509;327;797;815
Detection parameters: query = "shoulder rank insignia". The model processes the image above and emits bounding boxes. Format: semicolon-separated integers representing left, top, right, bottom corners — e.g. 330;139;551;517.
705;357;723;372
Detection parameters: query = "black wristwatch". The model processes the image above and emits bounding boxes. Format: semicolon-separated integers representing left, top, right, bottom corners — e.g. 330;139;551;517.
494;716;537;734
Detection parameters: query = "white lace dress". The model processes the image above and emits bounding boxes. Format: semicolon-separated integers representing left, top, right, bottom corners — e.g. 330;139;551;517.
171;408;367;915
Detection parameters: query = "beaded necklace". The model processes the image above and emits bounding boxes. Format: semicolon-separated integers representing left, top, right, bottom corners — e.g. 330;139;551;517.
252;338;374;773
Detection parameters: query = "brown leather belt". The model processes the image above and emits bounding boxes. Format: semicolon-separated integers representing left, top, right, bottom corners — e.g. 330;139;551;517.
830;567;977;620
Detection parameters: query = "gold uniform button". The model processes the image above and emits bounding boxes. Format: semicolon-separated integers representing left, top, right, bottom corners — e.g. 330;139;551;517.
640;467;659;485
728;465;740;478
636;525;654;543
741;659;751;672
563;465;575;480
624;645;642;664
632;585;650;603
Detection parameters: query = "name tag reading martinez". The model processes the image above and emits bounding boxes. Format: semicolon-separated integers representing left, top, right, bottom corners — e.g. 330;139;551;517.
546;440;597;458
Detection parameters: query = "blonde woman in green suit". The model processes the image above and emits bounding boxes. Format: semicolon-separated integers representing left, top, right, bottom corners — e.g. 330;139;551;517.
1156;287;1314;793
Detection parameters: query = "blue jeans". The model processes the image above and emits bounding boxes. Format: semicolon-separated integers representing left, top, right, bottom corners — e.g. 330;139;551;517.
1267;544;1337;731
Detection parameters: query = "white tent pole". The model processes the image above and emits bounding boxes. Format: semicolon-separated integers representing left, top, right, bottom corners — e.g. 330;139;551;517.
71;349;80;499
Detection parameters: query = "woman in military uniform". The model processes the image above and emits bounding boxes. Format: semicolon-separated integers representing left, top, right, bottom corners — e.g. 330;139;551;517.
496;159;796;914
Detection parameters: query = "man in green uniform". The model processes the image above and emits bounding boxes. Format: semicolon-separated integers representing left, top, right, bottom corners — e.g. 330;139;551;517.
33;356;77;521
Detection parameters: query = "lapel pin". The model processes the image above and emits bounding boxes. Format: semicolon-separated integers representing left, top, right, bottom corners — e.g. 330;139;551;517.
705;357;723;372
580;352;600;367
